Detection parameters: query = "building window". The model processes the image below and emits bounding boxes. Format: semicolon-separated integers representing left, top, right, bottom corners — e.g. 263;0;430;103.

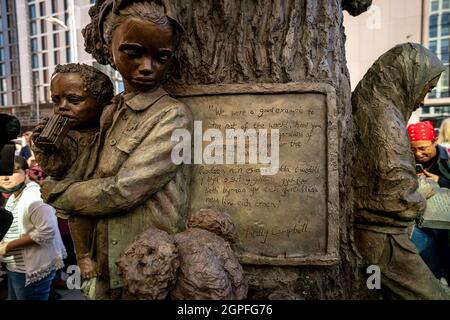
32;54;38;69
40;19;47;33
444;0;450;10
31;38;38;53
0;48;4;61
66;47;71;63
43;69;48;83
5;0;13;12
0;64;5;76
12;91;18;105
432;0;440;12
422;106;431;114
39;2;46;16
54;50;60;65
9;46;15;58
1;93;7;106
442;39;450;63
0;34;3;46
30;21;37;36
7;14;14;28
442;13;450;36
51;0;58;14
53;33;59;47
0;78;5;92
4;0;9;12
41;36;47;50
43;85;48;101
8;30;15;44
65;31;70;46
430;14;439;38
33;71;39;83
430;40;438;55
29;4;37;19
64;0;68;10
64;13;69;25
42;53;48;67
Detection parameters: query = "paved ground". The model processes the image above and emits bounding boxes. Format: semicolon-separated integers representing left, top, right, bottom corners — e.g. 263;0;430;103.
54;271;86;300
55;288;86;300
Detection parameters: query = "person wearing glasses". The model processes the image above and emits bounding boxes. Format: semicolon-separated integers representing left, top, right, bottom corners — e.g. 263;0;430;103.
409;121;450;188
408;121;450;288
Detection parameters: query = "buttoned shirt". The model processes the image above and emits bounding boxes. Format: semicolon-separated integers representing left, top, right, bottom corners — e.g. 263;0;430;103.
50;87;192;288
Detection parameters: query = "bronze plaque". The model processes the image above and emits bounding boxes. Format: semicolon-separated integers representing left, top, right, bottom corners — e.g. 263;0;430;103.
173;83;339;265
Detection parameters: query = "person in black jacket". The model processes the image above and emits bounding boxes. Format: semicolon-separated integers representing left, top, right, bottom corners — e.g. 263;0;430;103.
408;121;450;285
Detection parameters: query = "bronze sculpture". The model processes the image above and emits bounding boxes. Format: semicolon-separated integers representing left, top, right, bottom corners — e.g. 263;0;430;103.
32;63;114;280
342;0;373;16
46;0;192;299
117;209;247;300
352;43;449;299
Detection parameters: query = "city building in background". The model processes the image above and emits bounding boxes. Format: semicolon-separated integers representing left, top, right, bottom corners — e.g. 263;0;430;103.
0;0;123;130
344;0;450;128
421;0;450;127
0;0;21;113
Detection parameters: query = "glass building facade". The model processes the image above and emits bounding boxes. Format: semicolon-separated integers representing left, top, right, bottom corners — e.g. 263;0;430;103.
428;0;450;98
0;0;21;107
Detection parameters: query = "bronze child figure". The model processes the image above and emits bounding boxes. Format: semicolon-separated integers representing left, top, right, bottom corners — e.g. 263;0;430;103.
32;63;114;279
47;0;192;299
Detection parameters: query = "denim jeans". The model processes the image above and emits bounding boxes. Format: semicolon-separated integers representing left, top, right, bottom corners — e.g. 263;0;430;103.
411;227;450;281
7;270;56;300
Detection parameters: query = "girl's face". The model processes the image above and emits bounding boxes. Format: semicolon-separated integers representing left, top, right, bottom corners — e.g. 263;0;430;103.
110;18;176;93
0;168;27;190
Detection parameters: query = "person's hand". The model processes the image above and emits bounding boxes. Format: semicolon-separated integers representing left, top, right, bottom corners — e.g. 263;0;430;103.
422;169;439;183
0;242;9;255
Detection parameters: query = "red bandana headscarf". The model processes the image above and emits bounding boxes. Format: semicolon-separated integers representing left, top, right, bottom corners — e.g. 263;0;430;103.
407;121;436;141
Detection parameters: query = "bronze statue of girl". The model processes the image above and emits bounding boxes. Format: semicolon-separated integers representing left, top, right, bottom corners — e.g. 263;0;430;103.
49;0;192;299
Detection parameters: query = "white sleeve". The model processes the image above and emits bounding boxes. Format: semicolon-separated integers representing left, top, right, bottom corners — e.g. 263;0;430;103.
27;202;58;246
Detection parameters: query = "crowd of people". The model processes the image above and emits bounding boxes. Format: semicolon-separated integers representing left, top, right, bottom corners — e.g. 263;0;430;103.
0;104;80;300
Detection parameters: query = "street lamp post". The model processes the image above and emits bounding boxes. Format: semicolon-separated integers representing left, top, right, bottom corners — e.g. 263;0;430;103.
68;0;78;63
35;83;40;124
